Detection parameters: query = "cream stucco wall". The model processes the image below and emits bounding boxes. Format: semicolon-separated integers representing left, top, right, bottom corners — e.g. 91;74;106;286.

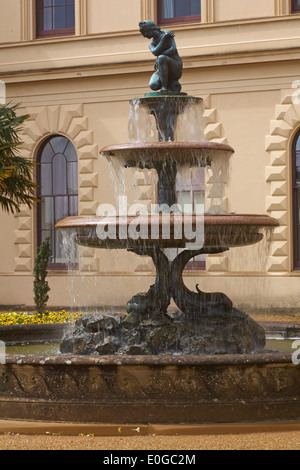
0;0;300;309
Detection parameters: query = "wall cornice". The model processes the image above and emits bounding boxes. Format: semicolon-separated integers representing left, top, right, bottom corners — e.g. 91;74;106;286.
1;42;300;84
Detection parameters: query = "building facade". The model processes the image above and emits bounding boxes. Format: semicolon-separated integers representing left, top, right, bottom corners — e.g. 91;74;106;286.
0;0;300;310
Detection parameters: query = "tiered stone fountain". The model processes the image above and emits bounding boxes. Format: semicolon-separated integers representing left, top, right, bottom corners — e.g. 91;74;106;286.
0;23;299;426
57;23;278;357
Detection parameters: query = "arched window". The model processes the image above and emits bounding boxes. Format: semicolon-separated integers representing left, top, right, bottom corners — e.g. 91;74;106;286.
293;130;300;269
37;135;78;269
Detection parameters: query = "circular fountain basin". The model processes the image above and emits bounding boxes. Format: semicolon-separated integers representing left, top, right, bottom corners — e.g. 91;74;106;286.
100;141;234;168
56;214;279;250
1;352;299;424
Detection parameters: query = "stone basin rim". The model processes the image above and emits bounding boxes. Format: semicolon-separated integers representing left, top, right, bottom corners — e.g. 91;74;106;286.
100;140;235;155
3;351;294;366
56;214;280;229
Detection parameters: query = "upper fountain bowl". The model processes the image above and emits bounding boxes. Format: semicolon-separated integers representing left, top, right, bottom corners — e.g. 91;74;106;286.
56;214;279;251
101;141;234;169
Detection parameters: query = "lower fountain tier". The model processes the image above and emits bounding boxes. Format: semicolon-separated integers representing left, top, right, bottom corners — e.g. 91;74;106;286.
56;214;279;250
100;141;234;168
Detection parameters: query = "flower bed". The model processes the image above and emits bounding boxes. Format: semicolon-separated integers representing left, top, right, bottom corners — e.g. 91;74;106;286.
0;310;83;326
0;310;84;345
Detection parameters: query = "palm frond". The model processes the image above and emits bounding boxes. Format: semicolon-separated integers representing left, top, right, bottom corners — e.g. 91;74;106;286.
0;103;35;214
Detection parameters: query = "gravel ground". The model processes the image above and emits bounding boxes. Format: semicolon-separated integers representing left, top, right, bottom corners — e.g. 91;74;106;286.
0;430;299;450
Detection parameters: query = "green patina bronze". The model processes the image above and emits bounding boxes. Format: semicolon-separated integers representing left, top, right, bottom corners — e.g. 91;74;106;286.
139;21;183;93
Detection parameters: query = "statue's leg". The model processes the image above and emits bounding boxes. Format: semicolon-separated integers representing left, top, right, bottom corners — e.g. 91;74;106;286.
155;55;170;91
126;246;171;320
167;59;183;92
149;71;161;91
169;247;233;321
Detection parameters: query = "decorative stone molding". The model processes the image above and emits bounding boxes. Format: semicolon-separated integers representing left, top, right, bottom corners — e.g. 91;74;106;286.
265;88;300;273
20;0;34;41
17;104;98;273
75;0;88;36
274;0;290;16
201;0;216;23
140;0;156;22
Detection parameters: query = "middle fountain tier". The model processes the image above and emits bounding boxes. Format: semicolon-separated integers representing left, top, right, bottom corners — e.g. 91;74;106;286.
56;93;279;356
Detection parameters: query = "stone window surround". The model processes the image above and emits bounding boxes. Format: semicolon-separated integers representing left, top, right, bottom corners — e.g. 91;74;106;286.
21;0;87;41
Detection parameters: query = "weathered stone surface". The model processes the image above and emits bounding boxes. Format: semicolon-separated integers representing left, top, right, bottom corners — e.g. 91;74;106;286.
60;309;266;356
0;351;298;424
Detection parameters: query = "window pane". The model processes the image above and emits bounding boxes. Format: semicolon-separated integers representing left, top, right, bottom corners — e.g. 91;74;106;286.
41;197;54;229
293;0;300;10
64;140;77;162
40;142;54;163
69;195;78;216
296;136;300;151
43;7;52;30
38;0;75;34
191;0;201;15
175;0;190;17
162;0;175;18
160;0;201;19
68;162;78;195
53;5;66;29
40;164;52;196
297;190;300;262
53;154;67;195
67;4;75;28
50;136;69;153
296;151;300;186
54;196;69;224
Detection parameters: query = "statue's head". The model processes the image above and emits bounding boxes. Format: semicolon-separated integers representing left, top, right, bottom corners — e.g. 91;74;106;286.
139;21;161;39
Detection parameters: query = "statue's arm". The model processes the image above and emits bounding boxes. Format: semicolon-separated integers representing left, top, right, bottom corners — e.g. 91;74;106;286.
149;31;173;57
160;42;177;57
